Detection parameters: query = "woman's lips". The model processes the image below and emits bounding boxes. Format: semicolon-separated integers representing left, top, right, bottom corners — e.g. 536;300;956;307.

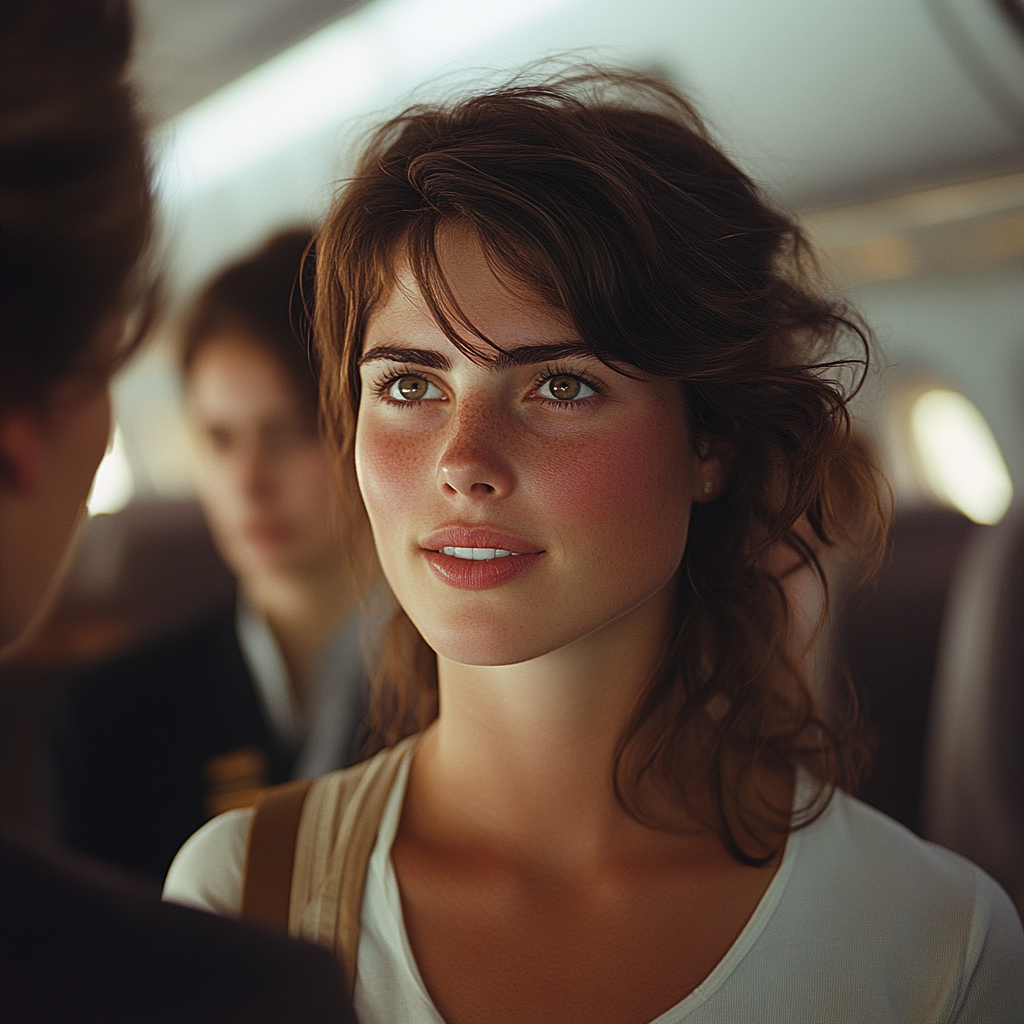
421;526;543;591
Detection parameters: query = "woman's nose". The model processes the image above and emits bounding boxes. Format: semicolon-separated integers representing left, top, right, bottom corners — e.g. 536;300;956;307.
237;444;276;500
436;403;515;500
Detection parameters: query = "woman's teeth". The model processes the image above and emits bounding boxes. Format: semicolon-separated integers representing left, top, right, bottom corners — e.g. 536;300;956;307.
442;546;519;560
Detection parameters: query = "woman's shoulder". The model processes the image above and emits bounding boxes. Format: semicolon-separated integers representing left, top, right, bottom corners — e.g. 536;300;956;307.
161;740;420;919
772;785;1024;1018
159;765;360;918
163;806;253;917
809;787;1007;910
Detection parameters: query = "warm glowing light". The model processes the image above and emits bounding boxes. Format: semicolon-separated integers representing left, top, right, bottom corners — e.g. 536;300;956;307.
911;389;1013;525
154;0;576;201
87;425;134;516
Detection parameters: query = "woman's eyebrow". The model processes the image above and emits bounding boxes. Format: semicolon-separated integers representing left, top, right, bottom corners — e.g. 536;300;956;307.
359;342;595;370
494;343;596;368
359;346;451;369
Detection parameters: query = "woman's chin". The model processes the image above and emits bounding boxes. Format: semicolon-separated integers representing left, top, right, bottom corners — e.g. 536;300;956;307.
413;615;583;669
437;646;544;669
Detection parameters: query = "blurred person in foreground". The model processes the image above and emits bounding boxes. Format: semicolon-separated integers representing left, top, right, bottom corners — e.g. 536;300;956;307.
0;2;354;1020
54;231;370;883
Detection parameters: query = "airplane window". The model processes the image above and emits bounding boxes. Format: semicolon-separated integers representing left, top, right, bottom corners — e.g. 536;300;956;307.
910;387;1013;524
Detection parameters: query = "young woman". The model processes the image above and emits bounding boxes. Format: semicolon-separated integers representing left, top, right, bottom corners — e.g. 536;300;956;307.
165;68;1024;1022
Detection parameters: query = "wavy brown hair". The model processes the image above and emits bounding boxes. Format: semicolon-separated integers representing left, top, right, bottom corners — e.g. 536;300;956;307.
313;67;888;864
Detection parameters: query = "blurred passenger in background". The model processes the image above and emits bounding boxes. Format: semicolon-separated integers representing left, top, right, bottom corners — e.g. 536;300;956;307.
54;231;369;882
0;3;353;1020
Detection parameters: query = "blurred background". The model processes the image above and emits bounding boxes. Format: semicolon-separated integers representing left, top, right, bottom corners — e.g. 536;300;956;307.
110;0;1023;521
2;0;1021;904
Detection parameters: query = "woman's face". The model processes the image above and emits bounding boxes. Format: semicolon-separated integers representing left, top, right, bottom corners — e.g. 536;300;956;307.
355;235;708;666
186;335;338;582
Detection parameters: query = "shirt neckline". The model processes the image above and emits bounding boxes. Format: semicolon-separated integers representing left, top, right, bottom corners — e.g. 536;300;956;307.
234;599;365;775
369;750;810;1023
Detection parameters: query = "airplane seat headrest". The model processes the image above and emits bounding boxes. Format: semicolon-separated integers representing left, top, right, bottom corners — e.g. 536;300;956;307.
923;504;1024;918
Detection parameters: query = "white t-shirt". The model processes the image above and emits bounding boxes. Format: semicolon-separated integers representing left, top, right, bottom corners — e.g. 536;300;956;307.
165;759;1024;1023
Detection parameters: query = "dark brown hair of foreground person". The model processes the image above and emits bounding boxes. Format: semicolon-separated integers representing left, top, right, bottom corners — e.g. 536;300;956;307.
0;0;153;416
180;229;318;416
313;67;889;865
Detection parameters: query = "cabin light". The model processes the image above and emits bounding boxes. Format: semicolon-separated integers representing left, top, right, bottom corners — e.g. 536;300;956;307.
87;425;134;516
910;389;1013;525
154;0;575;201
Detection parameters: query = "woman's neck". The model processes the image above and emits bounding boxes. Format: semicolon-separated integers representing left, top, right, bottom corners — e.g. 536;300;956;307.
240;568;351;709
407;581;702;870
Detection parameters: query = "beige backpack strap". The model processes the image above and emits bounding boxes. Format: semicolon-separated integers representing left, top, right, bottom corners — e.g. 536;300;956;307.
240;777;314;931
288;735;420;994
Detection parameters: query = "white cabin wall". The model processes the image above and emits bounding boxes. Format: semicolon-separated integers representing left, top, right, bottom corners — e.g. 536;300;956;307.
850;268;1024;501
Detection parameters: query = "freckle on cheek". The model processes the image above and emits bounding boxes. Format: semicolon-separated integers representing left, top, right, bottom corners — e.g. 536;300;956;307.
358;430;427;516
534;433;666;525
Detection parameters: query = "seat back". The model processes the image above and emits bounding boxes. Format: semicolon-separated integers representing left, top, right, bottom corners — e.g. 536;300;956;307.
923;506;1024;917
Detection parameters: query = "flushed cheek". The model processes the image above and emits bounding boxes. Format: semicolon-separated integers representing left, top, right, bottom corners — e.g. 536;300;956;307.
355;417;433;534
527;426;691;571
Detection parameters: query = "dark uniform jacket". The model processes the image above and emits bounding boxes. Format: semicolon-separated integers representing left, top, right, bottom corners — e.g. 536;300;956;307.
53;605;295;882
0;822;355;1023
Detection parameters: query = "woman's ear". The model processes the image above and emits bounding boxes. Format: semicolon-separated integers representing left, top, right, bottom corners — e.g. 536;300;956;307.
0;410;44;495
692;436;734;503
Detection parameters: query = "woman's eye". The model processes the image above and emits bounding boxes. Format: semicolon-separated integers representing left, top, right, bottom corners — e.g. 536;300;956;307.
538;374;595;402
387;375;442;401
